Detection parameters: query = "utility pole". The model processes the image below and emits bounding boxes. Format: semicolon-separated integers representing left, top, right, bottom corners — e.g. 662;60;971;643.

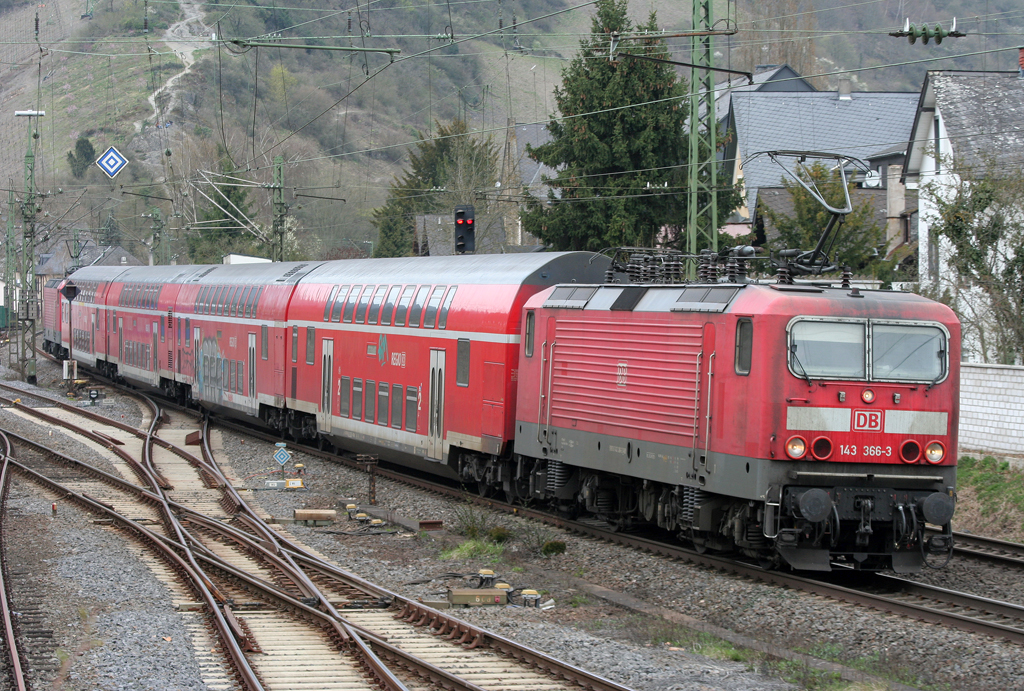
15;109;44;385
5;190;16;336
687;0;718;276
270;156;287;262
145;209;167;265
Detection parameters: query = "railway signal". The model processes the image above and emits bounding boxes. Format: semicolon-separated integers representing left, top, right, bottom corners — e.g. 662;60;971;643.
454;205;475;253
890;17;965;45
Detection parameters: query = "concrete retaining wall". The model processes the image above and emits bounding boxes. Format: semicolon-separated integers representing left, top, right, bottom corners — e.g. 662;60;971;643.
960;363;1024;462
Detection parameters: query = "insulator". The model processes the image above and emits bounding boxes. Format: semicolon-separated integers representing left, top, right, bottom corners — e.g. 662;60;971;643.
499;17;503;30
776;264;791;285
605;268;615;284
726;257;737;282
735;258;747;282
546;460;569;493
841;265;852;288
653;260;665;284
707;258;719;283
348;14;352;32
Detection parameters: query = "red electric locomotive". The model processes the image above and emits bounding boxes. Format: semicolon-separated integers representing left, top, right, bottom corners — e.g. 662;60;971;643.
44;249;958;572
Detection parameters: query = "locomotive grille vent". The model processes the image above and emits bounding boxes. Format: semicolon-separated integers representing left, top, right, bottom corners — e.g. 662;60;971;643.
277;263;310;281
546;460;570;493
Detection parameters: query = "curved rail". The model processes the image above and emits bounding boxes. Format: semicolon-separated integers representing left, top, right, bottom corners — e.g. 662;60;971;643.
0;433;28;691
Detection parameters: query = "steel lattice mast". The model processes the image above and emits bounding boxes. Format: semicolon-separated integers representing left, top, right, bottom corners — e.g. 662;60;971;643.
686;0;718;275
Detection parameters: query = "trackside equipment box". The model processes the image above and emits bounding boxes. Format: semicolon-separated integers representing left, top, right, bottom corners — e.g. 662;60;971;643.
448;589;507;607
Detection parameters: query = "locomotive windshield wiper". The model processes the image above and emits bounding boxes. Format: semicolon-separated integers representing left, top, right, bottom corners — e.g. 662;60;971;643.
926;348;947;391
790;344;813;385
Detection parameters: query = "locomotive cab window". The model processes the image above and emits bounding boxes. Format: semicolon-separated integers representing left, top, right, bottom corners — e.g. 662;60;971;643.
871;322;946;382
735;319;752;375
789;320;865;379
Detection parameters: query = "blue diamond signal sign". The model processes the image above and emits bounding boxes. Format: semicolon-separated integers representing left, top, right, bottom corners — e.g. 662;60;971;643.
274;446;292;466
96;146;129;178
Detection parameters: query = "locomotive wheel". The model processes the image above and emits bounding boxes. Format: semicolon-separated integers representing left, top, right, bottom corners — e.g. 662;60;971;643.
476;481;494;498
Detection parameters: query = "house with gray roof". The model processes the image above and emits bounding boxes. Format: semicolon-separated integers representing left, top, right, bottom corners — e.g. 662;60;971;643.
901;68;1024;362
725;84;919;222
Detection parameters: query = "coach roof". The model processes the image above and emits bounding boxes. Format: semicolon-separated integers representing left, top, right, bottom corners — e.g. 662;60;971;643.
303;252;607;286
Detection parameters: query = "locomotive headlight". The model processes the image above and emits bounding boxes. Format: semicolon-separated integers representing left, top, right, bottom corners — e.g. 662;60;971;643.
785;435;807;460
861;389;876;404
924;441;946;464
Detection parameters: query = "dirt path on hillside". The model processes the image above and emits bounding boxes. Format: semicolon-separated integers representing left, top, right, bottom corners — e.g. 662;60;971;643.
137;0;211;131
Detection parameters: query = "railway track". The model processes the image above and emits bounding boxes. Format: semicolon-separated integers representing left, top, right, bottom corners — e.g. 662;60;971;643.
0;381;635;691
157;397;1024;650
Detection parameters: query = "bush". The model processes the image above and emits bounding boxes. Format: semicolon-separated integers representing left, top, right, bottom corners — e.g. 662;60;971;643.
451;503;494;539
487;526;512;544
541;540;566;556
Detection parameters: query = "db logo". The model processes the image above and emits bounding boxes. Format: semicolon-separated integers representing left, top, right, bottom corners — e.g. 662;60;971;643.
853;409;883;432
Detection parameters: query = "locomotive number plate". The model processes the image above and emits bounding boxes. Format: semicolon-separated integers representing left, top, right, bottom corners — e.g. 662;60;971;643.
839;444;892;458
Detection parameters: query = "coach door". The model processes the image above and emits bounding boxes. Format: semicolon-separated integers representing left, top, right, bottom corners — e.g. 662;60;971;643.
248;333;257;412
428;349;446;460
693;323;716;474
319;339;333;433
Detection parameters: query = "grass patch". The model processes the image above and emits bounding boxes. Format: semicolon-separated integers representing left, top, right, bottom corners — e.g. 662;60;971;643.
954;455;1024;542
450;503;496;540
439;539;505;561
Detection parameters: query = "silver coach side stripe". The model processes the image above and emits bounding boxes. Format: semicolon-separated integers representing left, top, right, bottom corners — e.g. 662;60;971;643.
884;410;948;436
786;407;851;432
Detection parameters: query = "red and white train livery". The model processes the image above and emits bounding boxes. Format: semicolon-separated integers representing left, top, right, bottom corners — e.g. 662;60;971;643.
43;252;959;572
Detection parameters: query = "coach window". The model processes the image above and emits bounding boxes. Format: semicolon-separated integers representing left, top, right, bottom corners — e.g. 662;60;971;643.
405;387;418;433
380;286;400;325
261;325;269;360
355;285;374;323
352;379;364;419
184;318;189;344
735;319;753;375
340;376;351;417
367;286;387;324
194;287;203;313
292;326;298;363
226;286;238;316
202;286;212;314
378;384;389;426
438;286;458;329
252;287;265;317
422;286;446;328
244;287;257;318
216;286;227;315
394;286;416;326
330;286;350;322
306;327;315;364
408;286;431;327
343;285;363;323
322;286;339;322
391;384;403;429
236;287;249;317
525;312;535;357
456;339;471;387
365;381;376;423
